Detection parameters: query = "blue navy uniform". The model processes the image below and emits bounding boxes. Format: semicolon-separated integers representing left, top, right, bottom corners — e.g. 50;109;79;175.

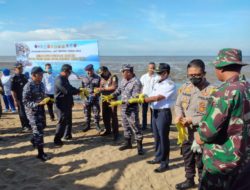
82;73;101;130
23;81;46;147
150;77;176;167
11;73;31;130
112;76;143;141
54;75;80;143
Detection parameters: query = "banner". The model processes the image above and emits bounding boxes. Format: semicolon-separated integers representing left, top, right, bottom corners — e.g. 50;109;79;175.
15;40;100;77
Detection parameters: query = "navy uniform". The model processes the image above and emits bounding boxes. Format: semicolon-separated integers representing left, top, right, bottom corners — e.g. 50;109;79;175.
98;66;119;140
147;63;176;172
82;64;101;132
54;64;80;145
112;64;143;153
11;63;31;131
23;67;49;161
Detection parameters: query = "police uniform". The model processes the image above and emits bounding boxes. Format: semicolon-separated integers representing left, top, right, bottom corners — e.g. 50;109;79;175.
82;64;101;131
99;66;119;139
22;67;49;161
197;48;250;190
54;68;80;145
175;80;215;186
150;67;176;170
11;63;31;131
112;64;143;146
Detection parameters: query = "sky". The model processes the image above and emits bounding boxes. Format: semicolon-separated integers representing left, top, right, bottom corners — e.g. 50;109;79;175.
0;0;250;56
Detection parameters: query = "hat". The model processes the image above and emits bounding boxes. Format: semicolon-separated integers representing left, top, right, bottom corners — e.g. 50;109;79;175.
2;68;10;76
14;62;23;68
85;64;94;71
155;63;170;73
213;48;248;68
120;64;133;72
31;66;44;75
61;64;72;72
98;66;109;74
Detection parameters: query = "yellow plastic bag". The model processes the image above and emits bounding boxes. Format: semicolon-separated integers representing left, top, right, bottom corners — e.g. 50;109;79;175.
176;122;188;146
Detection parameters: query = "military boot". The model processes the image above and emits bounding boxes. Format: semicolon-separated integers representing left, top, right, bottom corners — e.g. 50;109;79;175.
119;138;132;151
37;146;50;162
175;179;195;190
137;140;144;155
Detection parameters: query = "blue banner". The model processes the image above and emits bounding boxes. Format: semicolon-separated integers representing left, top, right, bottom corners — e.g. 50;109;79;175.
15;39;100;77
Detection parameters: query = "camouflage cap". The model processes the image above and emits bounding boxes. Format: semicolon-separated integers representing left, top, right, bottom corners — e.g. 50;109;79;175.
120;64;133;72
213;48;248;68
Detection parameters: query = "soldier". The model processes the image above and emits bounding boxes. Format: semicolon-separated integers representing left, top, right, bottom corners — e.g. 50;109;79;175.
96;66;119;140
195;48;250;190
0;79;3;117
175;59;215;189
82;64;102;132
23;67;50;161
106;64;144;155
11;62;31;132
129;63;176;172
54;64;80;146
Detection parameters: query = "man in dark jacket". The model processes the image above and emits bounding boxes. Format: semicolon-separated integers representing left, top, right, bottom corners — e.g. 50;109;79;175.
54;64;80;146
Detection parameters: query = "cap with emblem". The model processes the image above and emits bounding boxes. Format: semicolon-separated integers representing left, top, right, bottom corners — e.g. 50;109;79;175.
120;64;133;72
85;64;94;71
155;63;170;73
98;66;109;74
31;66;44;75
213;48;248;68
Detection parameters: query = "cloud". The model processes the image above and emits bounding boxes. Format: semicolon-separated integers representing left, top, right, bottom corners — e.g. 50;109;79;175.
0;23;128;55
141;6;188;38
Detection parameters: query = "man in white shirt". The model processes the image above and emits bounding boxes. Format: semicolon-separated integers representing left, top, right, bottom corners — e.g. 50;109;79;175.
42;63;56;121
145;63;176;173
140;62;159;130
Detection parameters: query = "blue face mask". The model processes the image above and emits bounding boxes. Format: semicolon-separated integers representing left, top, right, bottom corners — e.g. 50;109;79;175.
47;68;52;73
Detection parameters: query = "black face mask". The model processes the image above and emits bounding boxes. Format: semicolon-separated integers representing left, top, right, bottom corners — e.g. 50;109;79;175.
190;77;203;86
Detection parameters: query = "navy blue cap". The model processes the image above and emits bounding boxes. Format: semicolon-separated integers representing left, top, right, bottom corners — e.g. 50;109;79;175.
14;62;23;68
155;63;170;73
61;64;72;72
85;64;94;71
31;66;44;74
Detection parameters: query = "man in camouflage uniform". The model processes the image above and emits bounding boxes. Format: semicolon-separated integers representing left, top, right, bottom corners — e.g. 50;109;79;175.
82;64;102;132
175;59;215;189
109;64;144;155
11;62;31;132
96;66;119;140
195;48;250;190
23;67;49;161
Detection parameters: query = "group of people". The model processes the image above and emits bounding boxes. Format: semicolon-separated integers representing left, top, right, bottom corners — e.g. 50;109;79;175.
1;48;249;190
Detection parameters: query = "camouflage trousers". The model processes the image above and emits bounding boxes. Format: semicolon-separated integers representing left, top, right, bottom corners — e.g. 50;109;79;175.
121;105;143;141
182;140;203;181
84;101;100;127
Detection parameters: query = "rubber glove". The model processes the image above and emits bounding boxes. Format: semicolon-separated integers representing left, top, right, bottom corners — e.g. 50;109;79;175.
38;97;51;105
176;122;188;146
128;94;145;104
102;94;114;102
109;100;123;107
191;140;202;153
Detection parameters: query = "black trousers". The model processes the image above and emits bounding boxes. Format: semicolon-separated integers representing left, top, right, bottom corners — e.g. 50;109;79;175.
54;105;72;141
46;94;55;120
182;140;203;181
152;108;171;166
18;101;31;129
142;102;152;129
102;101;119;135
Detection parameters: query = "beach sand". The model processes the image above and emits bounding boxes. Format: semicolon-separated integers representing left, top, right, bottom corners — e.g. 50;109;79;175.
0;104;198;190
